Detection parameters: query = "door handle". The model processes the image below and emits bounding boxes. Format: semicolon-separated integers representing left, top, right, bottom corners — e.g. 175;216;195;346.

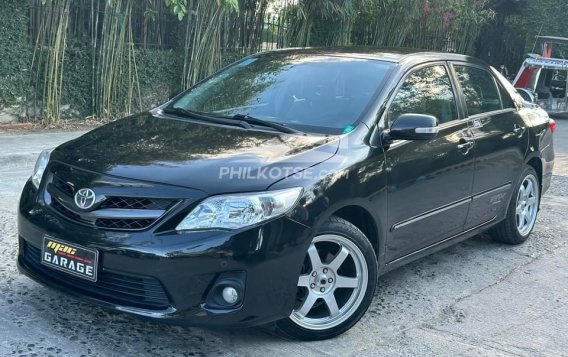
457;140;474;154
513;124;526;137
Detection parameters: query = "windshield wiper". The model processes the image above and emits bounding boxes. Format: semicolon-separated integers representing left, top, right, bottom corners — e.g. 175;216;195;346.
163;107;302;135
225;114;302;135
161;107;251;130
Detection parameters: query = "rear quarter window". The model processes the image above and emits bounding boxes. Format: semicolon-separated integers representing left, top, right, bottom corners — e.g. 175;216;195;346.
454;65;502;116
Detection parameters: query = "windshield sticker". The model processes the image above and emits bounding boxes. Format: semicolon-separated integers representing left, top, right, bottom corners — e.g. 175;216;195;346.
342;125;355;134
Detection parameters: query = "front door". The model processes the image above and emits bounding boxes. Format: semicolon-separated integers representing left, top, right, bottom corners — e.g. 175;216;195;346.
451;64;530;229
384;64;475;262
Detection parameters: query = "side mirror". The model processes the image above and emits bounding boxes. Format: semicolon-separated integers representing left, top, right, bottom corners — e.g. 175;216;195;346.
384;114;439;142
515;88;537;104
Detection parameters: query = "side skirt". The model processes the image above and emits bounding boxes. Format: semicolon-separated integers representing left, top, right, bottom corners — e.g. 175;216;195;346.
380;216;500;275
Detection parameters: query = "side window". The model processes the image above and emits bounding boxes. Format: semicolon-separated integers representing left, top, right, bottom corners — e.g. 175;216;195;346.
454;66;502;115
388;65;458;125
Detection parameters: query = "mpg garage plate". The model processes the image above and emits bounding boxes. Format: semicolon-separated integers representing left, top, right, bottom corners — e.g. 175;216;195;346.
41;236;98;282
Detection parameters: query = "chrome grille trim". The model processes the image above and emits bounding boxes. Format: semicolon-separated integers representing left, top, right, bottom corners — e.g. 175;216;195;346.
99;196;172;210
81;208;166;220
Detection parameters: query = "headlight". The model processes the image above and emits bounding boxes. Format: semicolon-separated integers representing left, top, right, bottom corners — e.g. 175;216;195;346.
31;149;52;189
176;187;303;231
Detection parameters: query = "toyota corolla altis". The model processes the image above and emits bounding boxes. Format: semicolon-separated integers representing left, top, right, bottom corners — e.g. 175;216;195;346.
17;48;555;340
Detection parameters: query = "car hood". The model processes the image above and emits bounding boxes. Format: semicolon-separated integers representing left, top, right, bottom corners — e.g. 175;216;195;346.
51;112;340;194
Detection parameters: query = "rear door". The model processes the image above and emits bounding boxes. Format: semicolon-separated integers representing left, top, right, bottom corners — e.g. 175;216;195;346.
451;63;529;229
384;63;475;262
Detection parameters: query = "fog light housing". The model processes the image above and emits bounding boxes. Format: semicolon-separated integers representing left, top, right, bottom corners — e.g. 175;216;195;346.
204;271;245;309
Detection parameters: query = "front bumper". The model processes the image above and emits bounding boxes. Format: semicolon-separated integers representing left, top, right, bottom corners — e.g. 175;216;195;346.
17;180;312;327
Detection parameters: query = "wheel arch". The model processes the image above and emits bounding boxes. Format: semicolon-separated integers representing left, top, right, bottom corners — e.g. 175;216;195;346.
329;205;381;261
526;155;543;199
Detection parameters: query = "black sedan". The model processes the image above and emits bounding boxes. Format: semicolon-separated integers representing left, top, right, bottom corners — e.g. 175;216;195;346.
17;48;555;340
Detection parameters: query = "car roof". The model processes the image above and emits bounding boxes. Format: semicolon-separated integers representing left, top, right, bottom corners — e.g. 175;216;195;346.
256;46;485;66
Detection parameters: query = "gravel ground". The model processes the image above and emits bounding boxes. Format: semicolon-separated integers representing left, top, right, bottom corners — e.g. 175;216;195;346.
1;131;567;356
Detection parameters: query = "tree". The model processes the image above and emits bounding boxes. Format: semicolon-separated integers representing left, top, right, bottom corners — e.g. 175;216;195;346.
475;0;528;72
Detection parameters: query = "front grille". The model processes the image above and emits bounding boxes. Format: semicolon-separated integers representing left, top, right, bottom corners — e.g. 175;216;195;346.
95;218;155;230
53;174;76;196
45;168;178;231
23;241;170;310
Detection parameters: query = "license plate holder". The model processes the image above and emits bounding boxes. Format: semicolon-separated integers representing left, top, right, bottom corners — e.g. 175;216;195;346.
41;236;98;282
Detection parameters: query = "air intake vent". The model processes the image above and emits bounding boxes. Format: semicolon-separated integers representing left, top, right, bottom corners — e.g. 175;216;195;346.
23;241;170;310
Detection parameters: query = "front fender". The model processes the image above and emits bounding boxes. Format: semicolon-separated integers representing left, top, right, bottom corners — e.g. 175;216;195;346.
274;136;388;270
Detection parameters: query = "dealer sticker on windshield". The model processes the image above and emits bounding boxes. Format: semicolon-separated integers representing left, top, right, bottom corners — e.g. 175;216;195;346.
41;236;98;282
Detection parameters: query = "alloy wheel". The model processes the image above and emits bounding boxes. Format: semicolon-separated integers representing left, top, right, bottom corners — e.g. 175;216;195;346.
516;174;539;236
290;234;368;330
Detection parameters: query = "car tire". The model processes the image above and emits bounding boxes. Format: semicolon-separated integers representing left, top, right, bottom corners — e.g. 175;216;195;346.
491;166;540;245
273;215;378;341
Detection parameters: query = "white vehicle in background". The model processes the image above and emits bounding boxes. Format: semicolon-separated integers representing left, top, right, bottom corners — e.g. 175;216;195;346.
513;36;568;118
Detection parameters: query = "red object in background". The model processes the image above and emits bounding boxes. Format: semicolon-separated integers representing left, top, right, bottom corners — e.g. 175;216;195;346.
543;43;553;58
514;67;535;88
549;119;556;134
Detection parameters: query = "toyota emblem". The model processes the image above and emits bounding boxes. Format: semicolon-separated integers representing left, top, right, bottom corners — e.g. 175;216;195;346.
74;188;96;209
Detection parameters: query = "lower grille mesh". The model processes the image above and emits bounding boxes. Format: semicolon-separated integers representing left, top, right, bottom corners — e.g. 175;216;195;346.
23;241;170;310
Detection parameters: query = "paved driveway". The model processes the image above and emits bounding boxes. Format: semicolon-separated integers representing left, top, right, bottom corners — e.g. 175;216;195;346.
554;119;568;153
1;129;567;356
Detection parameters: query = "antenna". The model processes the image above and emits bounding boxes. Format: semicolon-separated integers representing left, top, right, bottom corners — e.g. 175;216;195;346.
531;23;544;54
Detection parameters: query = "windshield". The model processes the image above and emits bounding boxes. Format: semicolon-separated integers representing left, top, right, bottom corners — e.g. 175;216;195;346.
170;53;394;134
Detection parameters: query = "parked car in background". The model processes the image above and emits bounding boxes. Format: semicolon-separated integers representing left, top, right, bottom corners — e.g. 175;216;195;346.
18;48;555;340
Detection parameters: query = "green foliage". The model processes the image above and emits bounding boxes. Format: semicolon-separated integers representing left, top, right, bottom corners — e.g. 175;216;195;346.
221;52;248;68
181;0;242;88
23;0;251;122
0;0;31;110
57;48;181;119
96;0;141;119
509;0;568;54
164;0;239;21
135;49;183;107
3;0;566;124
284;0;494;53
221;0;240;13
284;0;358;47
164;0;188;20
61;47;92;118
32;0;72;123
